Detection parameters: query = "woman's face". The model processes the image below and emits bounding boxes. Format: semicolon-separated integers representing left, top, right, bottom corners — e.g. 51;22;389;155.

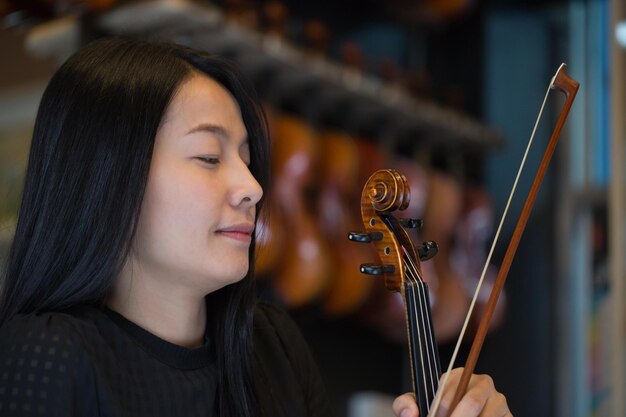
127;72;263;295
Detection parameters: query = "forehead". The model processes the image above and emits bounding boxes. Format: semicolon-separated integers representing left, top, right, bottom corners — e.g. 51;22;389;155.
160;72;247;138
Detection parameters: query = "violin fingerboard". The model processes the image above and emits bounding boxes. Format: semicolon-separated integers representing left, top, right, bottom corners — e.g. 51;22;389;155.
405;280;441;416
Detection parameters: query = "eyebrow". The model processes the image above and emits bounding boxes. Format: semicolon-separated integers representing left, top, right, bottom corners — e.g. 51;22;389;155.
185;123;249;146
186;123;230;139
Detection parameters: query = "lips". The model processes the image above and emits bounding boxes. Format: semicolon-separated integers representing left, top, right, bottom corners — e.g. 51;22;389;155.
215;223;255;243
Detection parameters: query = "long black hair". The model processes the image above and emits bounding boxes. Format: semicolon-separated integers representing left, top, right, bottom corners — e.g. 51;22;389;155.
0;37;270;417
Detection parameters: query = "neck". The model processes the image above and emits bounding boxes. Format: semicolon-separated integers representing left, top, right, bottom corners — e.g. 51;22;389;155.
405;275;441;416
107;266;207;349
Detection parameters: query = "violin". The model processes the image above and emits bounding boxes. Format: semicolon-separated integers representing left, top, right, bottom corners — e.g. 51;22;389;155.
351;139;409;341
254;109;287;278
269;111;331;308
350;64;579;417
349;169;442;415
317;127;373;316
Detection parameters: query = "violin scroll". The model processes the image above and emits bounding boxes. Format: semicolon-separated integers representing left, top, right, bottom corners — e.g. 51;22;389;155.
350;169;438;293
364;169;411;213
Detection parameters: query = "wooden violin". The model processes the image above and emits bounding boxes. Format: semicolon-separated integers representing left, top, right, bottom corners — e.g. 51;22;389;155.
350;64;579;417
349;169;441;415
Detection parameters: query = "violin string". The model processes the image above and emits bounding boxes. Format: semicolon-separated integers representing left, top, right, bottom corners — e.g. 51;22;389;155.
427;73;558;417
403;256;430;409
408;267;437;401
420;278;441;395
402;253;436;380
417;282;438;398
404;262;440;408
403;249;438;406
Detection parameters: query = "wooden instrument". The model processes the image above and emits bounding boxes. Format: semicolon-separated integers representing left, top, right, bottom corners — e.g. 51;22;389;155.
270;112;331;307
254;109;286;277
350;64;579;417
349;169;441;415
317;127;373;316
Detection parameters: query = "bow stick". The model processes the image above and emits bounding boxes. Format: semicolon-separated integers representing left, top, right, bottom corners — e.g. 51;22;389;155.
429;63;579;416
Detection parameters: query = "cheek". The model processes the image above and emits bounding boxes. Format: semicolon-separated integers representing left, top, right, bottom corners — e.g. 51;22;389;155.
138;165;219;253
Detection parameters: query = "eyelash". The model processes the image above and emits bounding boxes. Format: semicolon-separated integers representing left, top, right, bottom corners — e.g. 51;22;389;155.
196;156;220;165
195;156;252;167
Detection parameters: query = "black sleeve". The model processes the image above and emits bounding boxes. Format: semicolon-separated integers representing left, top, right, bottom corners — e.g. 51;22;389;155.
0;313;98;416
254;302;334;417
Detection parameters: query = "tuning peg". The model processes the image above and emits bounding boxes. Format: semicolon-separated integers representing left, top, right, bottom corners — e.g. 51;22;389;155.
418;241;438;261
348;231;384;243
398;218;423;229
360;263;395;275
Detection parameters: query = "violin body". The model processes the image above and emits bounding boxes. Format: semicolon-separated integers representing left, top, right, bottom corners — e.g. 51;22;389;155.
270;113;331;307
317;128;373;316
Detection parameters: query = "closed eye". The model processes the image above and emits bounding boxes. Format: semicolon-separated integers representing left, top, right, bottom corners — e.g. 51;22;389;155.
195;156;220;165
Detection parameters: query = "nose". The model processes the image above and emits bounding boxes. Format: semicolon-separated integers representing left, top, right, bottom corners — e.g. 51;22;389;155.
230;162;263;209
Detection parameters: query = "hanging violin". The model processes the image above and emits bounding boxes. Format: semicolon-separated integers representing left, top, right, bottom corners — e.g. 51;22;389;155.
350;63;579;417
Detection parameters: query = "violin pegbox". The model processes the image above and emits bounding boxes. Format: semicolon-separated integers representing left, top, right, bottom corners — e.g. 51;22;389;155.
348;169;437;293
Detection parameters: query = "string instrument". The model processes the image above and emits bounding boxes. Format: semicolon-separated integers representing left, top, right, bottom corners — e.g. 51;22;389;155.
270;112;331;308
254;109;286;277
350;64;578;417
349;169;441;415
365;154;435;342
222;0;260;30
254;183;287;277
317;127;373;316
352;139;409;342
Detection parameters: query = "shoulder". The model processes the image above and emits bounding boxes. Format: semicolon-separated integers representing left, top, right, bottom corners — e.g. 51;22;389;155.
0;307;101;360
0;310;99;415
254;301;299;332
252;301;334;417
0;310;87;362
253;301;311;351
253;301;312;367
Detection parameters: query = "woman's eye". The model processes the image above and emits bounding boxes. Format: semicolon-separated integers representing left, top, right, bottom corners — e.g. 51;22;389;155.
196;156;220;165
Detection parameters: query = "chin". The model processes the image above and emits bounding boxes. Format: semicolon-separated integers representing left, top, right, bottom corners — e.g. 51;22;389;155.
214;266;250;286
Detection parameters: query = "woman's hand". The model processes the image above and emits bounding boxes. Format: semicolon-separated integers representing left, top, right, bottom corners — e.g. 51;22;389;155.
392;368;512;417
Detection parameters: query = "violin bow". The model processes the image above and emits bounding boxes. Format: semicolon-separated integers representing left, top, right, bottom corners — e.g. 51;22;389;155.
429;63;580;416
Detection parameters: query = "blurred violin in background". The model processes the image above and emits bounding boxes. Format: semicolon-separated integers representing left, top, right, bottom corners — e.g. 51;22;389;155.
269;111;331;308
317;127;373;316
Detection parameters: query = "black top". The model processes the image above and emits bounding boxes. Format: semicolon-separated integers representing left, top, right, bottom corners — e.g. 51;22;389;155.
0;302;333;417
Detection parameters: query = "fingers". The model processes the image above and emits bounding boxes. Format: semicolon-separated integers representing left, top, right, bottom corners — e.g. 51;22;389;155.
392;369;512;417
434;368;512;417
477;391;510;417
393;392;419;417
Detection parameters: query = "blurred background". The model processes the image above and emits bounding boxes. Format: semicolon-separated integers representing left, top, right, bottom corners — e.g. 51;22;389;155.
0;0;624;416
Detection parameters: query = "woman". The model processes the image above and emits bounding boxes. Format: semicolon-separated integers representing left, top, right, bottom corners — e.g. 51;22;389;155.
0;38;510;417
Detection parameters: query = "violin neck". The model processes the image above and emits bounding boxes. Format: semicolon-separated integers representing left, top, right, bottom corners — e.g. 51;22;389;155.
405;279;441;416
